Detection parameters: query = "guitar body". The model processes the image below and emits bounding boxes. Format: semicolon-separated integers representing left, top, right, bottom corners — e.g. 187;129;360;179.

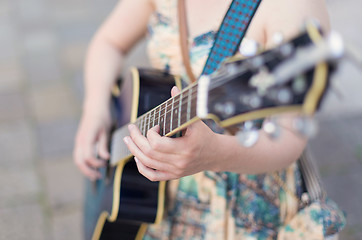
85;68;181;240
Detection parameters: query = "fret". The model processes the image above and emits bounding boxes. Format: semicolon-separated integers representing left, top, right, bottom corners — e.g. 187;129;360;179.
191;87;197;119
171;95;180;131
147;111;151;132
187;87;192;122
180;90;188;126
139;117;144;136
158;106;161;127
159;106;164;136
152;109;156;127
178;92;182;128
170;97;174;132
163;101;167;135
143;114;147;136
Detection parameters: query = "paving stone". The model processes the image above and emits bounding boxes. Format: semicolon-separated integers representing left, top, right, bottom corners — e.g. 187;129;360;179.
20;29;63;89
0;22;19;62
0;204;47;240
22;28;58;54
52;207;83;240
11;0;47;25
318;61;362;118
36;117;78;159
51;3;93;26
22;50;63;87
309;114;362;237
0;121;35;169
41;156;84;210
89;0;119;18
0;1;12;24
328;0;362;45
56;21;98;46
0;91;28;124
309;114;362;168
318;0;362;118
0;60;24;93
320;171;362;230
339;224;362;240
28;83;78;123
72;70;85;103
0;167;40;209
60;43;87;71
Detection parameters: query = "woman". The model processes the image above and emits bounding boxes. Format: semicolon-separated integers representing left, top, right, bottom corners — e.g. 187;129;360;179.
74;0;339;239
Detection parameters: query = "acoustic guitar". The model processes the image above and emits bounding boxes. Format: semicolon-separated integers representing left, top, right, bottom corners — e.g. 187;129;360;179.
85;25;344;240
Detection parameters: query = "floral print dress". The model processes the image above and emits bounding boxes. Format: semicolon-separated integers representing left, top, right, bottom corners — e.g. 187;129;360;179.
142;0;345;239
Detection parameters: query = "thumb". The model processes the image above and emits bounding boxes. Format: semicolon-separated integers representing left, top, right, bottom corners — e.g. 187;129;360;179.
98;130;110;160
171;86;181;97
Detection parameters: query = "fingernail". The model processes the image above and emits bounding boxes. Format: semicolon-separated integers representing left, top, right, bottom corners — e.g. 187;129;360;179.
128;124;135;131
123;136;129;144
134;157;139;163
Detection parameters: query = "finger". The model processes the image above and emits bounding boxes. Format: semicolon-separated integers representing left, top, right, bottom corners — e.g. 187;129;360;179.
134;157;174;181
83;141;107;168
128;124;154;153
98;130;110;160
146;126;179;154
80;162;102;180
123;136;173;171
171;86;181;97
74;147;101;180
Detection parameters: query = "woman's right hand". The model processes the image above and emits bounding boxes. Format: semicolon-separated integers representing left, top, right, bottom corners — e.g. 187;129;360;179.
73;109;112;180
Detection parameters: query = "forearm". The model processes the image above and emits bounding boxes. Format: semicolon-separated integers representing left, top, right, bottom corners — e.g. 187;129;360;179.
83;35;125;116
211;117;307;174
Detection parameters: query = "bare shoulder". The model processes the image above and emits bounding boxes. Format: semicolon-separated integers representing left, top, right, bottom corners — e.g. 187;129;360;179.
249;0;330;48
96;0;155;52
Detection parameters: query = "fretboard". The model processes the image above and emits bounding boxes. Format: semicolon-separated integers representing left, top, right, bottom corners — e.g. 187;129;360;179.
134;83;199;136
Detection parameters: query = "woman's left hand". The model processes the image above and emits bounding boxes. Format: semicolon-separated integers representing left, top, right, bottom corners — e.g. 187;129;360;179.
123;86;220;181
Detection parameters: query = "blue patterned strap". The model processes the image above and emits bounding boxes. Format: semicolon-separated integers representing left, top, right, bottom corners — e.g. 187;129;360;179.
201;0;262;76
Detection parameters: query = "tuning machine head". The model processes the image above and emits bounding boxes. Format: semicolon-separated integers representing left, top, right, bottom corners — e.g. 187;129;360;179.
236;120;260;147
272;32;284;46
239;39;260;57
293;116;318;138
263;118;282;139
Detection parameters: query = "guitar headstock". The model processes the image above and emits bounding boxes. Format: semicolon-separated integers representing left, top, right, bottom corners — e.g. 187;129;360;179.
197;24;344;141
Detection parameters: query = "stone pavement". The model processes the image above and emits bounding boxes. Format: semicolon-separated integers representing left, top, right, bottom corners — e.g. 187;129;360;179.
0;0;361;239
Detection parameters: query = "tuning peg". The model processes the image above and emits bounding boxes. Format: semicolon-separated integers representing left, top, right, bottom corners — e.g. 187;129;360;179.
236;121;260;147
236;129;259;148
263;118;281;139
272;32;284;45
293;117;318;138
292;75;308;94
239;39;260;57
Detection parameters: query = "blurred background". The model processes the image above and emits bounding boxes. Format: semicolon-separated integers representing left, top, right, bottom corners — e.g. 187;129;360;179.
0;0;361;239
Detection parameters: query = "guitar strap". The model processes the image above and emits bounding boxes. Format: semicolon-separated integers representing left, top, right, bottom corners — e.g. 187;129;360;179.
202;0;262;76
178;0;262;82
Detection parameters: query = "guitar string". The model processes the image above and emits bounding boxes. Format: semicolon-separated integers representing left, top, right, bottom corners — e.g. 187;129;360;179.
134;91;199;135
135;103;198;135
134;88;198;124
135;96;197;126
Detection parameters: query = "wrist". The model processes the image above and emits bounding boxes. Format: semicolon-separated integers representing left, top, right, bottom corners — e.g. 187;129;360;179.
83;94;111;114
82;102;111;121
207;133;229;172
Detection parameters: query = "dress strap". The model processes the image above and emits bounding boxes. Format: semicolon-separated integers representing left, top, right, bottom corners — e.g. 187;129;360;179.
202;0;262;76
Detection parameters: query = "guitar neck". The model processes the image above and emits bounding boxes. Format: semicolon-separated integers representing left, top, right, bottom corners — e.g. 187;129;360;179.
133;83;199;137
